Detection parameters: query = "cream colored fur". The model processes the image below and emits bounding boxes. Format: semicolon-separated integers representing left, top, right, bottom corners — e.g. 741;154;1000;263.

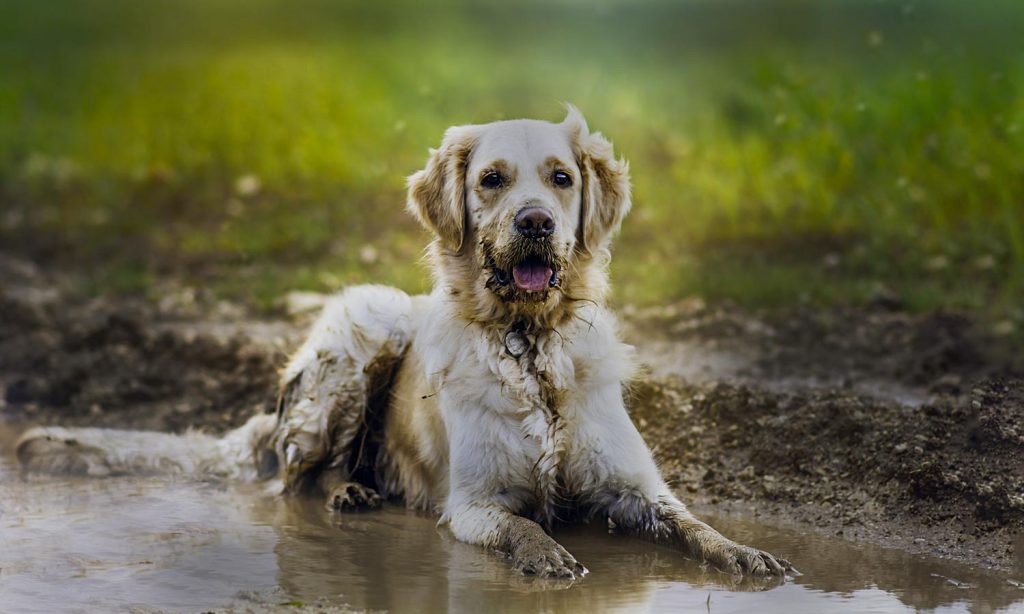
17;107;792;581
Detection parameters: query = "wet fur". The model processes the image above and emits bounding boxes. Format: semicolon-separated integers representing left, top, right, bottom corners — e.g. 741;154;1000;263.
16;107;792;581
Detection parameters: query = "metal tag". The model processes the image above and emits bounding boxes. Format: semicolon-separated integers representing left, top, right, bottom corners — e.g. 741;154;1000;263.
504;330;529;358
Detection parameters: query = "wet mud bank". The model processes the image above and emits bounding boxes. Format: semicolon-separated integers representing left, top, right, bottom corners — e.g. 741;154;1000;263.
631;377;1024;573
2;257;1022;575
626;302;1024;573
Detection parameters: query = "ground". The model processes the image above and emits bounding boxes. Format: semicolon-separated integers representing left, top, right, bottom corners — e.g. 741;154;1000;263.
2;253;1021;576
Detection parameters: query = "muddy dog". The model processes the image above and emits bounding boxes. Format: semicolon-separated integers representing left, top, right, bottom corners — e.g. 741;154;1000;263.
18;107;793;581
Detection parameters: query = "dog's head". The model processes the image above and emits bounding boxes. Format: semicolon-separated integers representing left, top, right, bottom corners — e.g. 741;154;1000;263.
407;106;631;328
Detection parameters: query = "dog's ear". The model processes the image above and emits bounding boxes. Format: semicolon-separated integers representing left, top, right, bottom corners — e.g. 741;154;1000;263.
563;105;632;253
406;125;479;253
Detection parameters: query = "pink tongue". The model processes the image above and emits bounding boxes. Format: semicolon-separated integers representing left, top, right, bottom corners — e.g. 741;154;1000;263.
512;262;553;292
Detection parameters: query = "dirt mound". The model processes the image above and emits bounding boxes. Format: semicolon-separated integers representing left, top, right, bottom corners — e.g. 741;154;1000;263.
630;376;1024;572
0;288;287;434
625;300;1014;401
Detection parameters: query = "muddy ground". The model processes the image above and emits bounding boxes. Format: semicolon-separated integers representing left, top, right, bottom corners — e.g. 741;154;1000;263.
1;254;1022;575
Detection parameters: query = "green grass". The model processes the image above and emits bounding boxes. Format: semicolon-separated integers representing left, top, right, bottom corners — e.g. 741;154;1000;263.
1;0;1022;330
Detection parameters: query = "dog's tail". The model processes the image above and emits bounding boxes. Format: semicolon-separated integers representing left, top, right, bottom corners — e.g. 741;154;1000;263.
16;413;278;481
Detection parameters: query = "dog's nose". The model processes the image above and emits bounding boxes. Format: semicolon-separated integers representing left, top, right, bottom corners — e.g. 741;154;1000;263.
514;207;555;238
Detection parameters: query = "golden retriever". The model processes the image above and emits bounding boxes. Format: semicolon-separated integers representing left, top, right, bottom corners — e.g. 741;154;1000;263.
18;107;792;581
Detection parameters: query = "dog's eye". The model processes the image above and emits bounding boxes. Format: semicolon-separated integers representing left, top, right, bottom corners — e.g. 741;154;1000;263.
552;170;572;187
481;172;504;189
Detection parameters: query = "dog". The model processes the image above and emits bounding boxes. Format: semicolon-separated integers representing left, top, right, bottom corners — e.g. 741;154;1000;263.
17;107;793;581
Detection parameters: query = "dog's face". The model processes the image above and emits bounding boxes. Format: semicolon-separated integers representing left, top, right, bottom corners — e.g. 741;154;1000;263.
468;120;581;301
407;107;631;326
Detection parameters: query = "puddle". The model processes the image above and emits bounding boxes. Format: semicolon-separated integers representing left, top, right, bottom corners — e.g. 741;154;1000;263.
2;434;1023;613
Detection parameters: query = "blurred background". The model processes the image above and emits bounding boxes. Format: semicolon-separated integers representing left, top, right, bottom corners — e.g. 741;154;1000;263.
1;0;1022;332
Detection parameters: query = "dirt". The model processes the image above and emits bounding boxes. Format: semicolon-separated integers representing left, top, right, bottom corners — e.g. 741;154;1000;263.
625;300;1024;574
629;378;1024;572
0;256;295;434
1;254;1022;575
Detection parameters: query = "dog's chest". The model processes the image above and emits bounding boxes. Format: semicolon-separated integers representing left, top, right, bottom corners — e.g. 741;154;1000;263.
486;330;576;525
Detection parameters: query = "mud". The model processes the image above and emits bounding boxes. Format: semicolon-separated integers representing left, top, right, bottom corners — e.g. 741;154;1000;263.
624;299;1024;573
0;257;295;434
1;254;1022;577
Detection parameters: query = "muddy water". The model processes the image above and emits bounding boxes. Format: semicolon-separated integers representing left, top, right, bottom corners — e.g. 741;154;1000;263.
2;458;1023;612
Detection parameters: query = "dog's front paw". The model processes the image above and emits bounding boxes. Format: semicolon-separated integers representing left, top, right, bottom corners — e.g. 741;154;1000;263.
699;533;794;578
326;482;383;512
511;538;587;580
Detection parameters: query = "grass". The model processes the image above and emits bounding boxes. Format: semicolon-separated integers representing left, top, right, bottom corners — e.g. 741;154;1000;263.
1;0;1022;331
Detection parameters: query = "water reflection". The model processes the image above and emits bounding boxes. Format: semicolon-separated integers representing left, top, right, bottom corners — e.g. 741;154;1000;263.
260;498;1024;614
1;463;1022;613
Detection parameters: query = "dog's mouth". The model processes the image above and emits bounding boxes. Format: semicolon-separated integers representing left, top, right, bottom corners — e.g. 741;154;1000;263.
491;255;558;293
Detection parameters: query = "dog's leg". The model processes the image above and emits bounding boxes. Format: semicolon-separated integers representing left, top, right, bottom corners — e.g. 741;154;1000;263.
440;401;587;580
603;489;794;578
439;389;588;580
572;380;793;578
444;502;587;579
